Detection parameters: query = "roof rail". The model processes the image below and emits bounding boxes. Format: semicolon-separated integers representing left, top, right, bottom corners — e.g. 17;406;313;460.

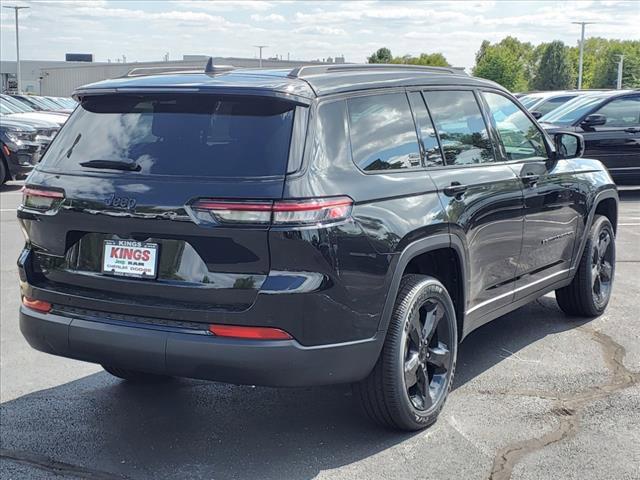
288;63;465;79
123;58;235;78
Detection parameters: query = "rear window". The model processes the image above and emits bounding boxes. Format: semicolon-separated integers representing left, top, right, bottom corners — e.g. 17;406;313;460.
41;94;296;177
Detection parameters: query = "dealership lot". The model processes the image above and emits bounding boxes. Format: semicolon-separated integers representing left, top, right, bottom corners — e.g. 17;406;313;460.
1;182;639;480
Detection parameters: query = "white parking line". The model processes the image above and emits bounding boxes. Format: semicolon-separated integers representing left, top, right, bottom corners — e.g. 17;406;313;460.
619;223;640;226
0;208;17;212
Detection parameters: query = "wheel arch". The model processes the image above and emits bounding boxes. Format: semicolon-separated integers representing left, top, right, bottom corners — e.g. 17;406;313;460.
572;188;619;272
376;234;469;343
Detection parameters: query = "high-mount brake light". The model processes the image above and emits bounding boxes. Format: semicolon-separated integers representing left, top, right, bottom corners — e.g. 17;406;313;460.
21;186;65;212
191;196;353;226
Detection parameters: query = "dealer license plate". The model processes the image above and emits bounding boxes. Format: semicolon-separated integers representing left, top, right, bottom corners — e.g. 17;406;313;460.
102;240;159;279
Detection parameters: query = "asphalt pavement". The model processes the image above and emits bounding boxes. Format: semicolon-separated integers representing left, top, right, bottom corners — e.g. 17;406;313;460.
1;181;639;480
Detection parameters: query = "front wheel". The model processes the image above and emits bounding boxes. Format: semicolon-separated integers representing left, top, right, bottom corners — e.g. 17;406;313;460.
355;275;458;431
556;215;615;317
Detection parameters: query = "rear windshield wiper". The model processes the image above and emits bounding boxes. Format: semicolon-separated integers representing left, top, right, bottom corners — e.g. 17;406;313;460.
79;159;141;171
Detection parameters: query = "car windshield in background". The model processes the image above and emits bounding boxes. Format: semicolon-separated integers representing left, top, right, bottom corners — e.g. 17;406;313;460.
519;96;541;108
40;94;296;177
539;94;610;125
1;96;33;113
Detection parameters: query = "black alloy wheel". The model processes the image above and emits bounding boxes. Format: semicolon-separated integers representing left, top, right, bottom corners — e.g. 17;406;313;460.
402;298;453;412
556;215;615;317
355;275;457;431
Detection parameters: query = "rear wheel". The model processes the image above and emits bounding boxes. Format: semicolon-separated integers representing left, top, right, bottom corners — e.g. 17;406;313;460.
355;275;457;431
102;365;172;383
556;215;615;317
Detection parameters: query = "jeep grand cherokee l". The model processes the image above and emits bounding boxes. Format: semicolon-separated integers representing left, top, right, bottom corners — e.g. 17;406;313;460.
18;63;618;431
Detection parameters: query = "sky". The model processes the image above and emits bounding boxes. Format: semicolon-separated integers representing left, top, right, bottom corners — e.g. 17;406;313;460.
0;0;638;70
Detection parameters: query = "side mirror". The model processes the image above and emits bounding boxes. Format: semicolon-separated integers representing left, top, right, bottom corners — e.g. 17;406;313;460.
580;114;606;128
554;132;585;159
531;111;543;120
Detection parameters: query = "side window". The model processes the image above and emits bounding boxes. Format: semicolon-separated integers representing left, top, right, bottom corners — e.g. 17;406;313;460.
593;96;640;127
407;91;444;167
423;90;495;165
482;91;548;161
347;93;421;172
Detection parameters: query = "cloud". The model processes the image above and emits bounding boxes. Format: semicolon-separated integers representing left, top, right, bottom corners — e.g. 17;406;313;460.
293;25;347;36
1;0;638;71
169;0;274;11
250;13;285;22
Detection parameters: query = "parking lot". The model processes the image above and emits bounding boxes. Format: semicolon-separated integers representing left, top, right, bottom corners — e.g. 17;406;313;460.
1;182;638;480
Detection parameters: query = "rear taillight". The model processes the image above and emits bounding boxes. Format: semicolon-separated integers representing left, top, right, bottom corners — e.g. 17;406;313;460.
191;196;353;226
208;324;292;340
21;186;64;212
22;297;52;313
192;200;273;224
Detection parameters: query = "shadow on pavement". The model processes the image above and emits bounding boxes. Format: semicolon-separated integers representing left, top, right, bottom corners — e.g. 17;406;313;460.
618;187;640;201
0;182;23;193
0;296;592;479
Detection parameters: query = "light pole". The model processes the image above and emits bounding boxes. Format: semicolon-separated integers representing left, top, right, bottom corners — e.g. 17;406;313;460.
615;54;625;89
253;45;268;68
572;21;596;90
3;5;30;93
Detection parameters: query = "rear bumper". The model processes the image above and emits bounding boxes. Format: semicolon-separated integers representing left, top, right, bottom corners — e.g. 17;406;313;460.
19;306;382;387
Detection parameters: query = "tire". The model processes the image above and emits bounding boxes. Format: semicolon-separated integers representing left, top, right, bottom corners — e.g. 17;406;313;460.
556;215;615;317
355;274;458;431
0;156;7;186
102;365;172;383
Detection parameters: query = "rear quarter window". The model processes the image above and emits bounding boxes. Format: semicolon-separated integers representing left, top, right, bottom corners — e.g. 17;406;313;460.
40;94;297;177
347;93;421;172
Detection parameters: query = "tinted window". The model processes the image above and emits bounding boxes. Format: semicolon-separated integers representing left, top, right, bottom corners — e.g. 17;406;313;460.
536;96;575;116
483;92;547;160
423;90;494;165
407;92;444;167
347;93;421;171
540;94;611;125
593;96;640;127
41;94;296;177
519;96;540;108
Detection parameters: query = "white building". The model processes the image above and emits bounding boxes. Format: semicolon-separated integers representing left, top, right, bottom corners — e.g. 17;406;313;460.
1;55;343;97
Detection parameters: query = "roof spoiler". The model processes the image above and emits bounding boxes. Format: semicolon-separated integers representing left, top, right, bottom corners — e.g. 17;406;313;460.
123;58;235;78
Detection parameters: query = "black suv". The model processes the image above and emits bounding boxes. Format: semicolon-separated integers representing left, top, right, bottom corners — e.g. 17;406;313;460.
540;89;640;185
18;63;618;431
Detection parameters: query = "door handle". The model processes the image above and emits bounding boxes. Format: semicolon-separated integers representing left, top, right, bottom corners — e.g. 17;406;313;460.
624;127;640;133
521;174;540;186
443;182;468;197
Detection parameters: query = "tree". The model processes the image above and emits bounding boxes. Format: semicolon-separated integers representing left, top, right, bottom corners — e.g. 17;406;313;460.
367;48;451;67
472;37;532;92
589;39;640;89
367;47;393;64
532;41;574;90
393;52;451;67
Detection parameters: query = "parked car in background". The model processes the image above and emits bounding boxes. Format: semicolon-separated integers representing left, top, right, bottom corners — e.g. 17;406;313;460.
52;97;78;110
0;117;42;185
1;95;69;127
540;90;640;185
9;94;74;114
519;90;609;119
17;63;618;431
